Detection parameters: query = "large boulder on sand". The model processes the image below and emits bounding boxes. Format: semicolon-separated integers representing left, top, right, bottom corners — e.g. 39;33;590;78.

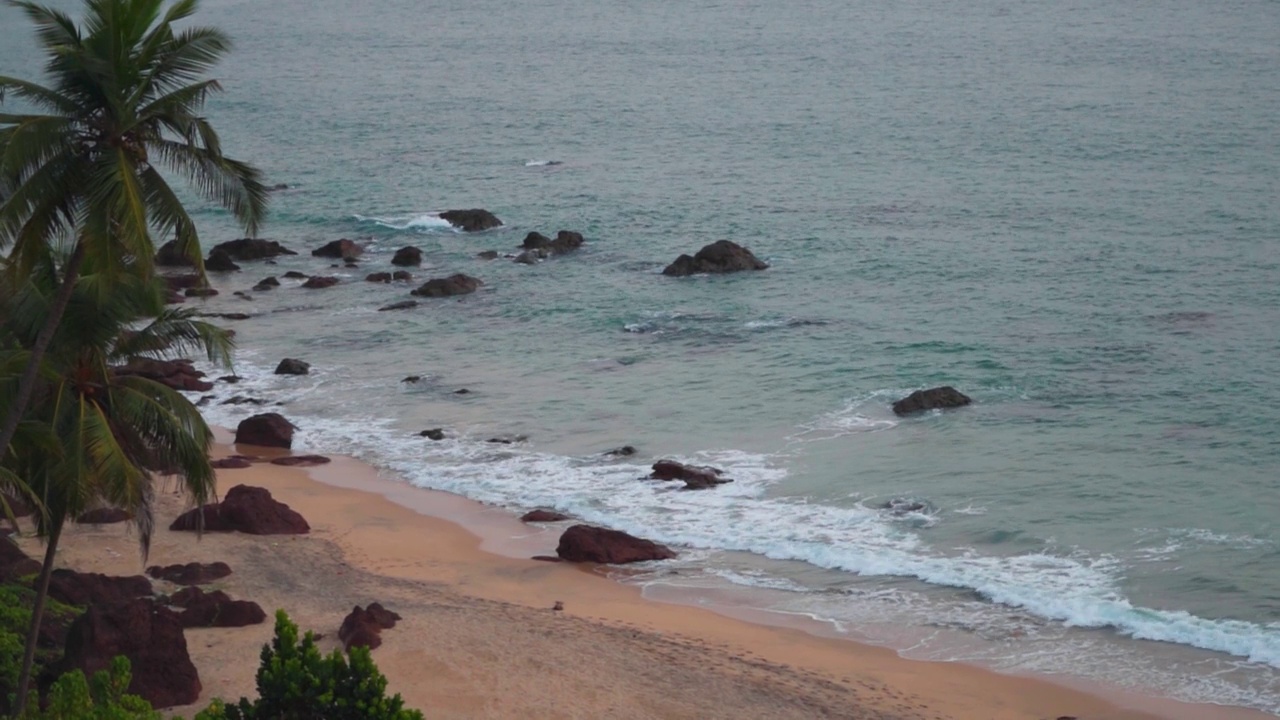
169;485;309;535
649;460;732;490
891;386;972;416
168;586;265;628
147;562;232;586
338;603;401;652
391;246;423;266
556;525;677;564
234;413;295;448
662;240;768;277
208;238;297;261
410;274;482;298
53;598;201;709
312;239;362;259
439;209;502;232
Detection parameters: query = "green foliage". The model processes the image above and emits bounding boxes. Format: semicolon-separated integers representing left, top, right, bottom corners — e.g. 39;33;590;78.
0;582;82;713
198;611;423;720
20;657;161;720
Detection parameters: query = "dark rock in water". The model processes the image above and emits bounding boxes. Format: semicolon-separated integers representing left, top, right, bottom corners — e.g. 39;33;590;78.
392;246;423;266
218;375;242;383
313;238;362;259
649;460;732;490
366;272;392;283
514;249;547;265
477;250;499;260
52;598;201;709
47;570;152;607
184;287;218;298
605;445;637;457
420;428;445;440
234;412;296;449
411;273;482;298
402;376;421;383
147;562;232;586
204;249;240;272
220;396;267;406
114;358;212;392
521;232;552;249
881;499;928;515
662;240;768;277
163;273;203;290
379;300;419;312
439;208;502;232
76;508;132;525
167;586;265;628
155;240;197;267
233;291;253;300
257;276;281;288
266;183;290;192
301;275;339;289
210;238;297;261
550;230;584;253
519;230;583;258
486;435;527;444
269;455;331;467
520;509;570;523
338;603;401;652
274;358;311;375
453;388;471;395
282;270;308;279
891;386;972;416
556;525;677;564
392;270;412;281
211;457;253;469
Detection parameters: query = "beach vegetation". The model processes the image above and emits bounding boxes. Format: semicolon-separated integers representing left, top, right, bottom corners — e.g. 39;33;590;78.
0;583;83;715
17;657;161;720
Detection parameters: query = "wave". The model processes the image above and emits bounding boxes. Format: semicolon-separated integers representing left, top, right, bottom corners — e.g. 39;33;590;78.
352;213;456;231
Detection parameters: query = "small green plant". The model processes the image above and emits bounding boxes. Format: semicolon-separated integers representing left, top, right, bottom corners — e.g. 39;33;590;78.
20;657;161;720
0;583;83;714
197;610;422;720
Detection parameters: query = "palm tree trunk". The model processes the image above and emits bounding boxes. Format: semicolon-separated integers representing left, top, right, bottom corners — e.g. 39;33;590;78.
12;516;63;716
0;242;86;465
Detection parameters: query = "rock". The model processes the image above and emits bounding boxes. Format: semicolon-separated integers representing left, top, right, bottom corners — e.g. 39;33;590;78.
882;499;928;515
556;525;677;564
257;276;281;288
649;460;732;489
344;259;360;267
53;598;201;709
274;358;311;375
184;287;218;298
232;291;252;299
282;271;308;279
46;570;153;607
378;300;418;312
301;275;339;289
514;249;546;265
269;455;331;467
477;250;499;260
661;240;768;276
204;249;240;272
113;358;212;392
605;445;637;457
521;232;552;250
209;238;297;261
531;555;562;563
171;485;309;535
453;388;471;395
146;562;232;586
419;429;445;440
168;587;265;628
0;538;41;582
392;270;412;281
391;247;422;266
411;274;482;298
439;208;502;232
366;272;392;283
891;386;972;416
162;273;203;290
76;508;132;524
337;603;401;652
219;396;267;406
266;183;289;192
211;457;252;469
312;239;363;259
234;412;296;449
155;240;196;267
520;509;570;523
218;375;242;383
402;376;421;383
168;505;230;532
486;435;527;444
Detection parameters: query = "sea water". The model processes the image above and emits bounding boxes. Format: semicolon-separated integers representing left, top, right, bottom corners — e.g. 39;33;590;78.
2;0;1278;712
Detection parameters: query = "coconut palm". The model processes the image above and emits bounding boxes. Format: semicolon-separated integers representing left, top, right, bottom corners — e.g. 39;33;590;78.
0;249;232;714
0;0;267;481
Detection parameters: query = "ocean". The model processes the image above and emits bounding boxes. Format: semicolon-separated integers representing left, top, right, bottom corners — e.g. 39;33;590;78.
3;0;1279;713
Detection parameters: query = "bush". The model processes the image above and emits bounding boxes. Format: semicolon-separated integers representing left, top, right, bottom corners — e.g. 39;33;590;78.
20;656;161;720
0;583;83;714
196;610;422;720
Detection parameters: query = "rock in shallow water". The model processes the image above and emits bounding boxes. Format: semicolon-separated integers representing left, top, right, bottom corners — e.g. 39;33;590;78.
411;273;482;297
662;240;768;276
439;208;502;232
891;386;971;416
235;413;295;448
556;525;677;564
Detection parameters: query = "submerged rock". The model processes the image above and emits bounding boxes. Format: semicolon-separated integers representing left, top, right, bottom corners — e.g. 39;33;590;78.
147;562;232;586
649;460;732;489
891;386;972;416
274;358;310;375
556;525;676;564
366;272;392;283
392;246;423;266
301;275;340;289
410;274;482;298
419;428;445;440
378;300;419;312
662;240;768;277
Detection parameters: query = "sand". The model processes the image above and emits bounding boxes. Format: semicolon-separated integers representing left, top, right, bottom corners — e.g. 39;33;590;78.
12;435;1270;720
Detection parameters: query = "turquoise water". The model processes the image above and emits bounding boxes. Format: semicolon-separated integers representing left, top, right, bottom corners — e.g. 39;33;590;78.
4;0;1280;712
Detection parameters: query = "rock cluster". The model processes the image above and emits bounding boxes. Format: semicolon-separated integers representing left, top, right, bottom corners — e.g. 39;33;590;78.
338;603;401;651
168;586;266;628
662;240;768;276
114;358;213;392
169;484;310;535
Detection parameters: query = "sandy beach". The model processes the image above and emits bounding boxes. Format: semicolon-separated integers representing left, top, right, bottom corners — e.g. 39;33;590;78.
12;431;1270;720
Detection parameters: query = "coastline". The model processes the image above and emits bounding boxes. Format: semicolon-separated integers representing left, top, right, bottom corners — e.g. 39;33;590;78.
20;429;1271;719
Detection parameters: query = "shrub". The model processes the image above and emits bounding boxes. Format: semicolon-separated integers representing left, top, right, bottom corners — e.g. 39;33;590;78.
0;583;83;714
20;656;161;720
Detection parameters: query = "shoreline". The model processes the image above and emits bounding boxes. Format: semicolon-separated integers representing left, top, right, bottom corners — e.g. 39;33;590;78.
16;429;1271;719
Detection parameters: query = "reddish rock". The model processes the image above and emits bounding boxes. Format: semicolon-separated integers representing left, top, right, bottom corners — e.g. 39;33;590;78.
269;455;331;467
662;240;768;277
0;538;41;581
53;598;201;708
438;208;502;232
46;570;153;607
312;239;363;259
211;457;253;469
76;508;132;524
168;505;231;532
555;525;677;564
410;274;482;298
219;485;309;535
338;603;401;652
649;460;733;489
146;562;232;586
391;247;422;266
168;587;265;628
301;275;340;289
891;386;972;416
520;509;571;523
234;413;295;449
113;358;213;392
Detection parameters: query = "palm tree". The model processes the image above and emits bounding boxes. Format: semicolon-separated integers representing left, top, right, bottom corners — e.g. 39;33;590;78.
0;250;233;714
0;0;267;478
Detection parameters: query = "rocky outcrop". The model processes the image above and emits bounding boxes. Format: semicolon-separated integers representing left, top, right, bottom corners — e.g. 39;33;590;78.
155;240;196;267
555;525;677;564
649;460;732;489
410;274;482;298
274;358;310;375
76;508;132;524
366;272;392;283
168;587;265;628
312;239;362;259
209;238;297;261
0;538;41;582
204;249;240;272
338;603;401;652
439;209;502;232
662;240;768;277
169;484;310;535
891;386;972;416
234;413;295;448
147;562;232;586
301;275;339;289
53;598;201;709
378;300;418;312
520;509;570;523
162;273;203;291
113;358;212;392
46;570;153;607
269;455;331;467
391;247;423;266
521;230;583;254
